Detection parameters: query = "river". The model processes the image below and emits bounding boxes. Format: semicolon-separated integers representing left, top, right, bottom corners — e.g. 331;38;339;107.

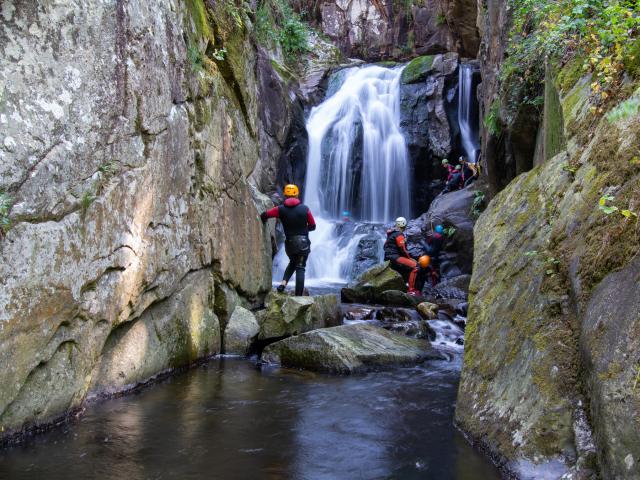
0;356;499;479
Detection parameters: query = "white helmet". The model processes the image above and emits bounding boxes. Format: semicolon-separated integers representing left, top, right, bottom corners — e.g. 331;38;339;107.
395;217;407;229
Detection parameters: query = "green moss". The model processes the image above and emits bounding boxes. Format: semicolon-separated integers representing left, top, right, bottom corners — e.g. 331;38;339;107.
556;55;586;93
624;38;640;79
544;67;566;162
185;0;213;41
400;55;435;84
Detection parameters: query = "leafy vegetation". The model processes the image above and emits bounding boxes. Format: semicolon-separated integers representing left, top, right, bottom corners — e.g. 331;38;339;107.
0;192;12;236
499;0;640;122
598;194;639;219
470;191;487;218
256;0;310;61
483;99;502;136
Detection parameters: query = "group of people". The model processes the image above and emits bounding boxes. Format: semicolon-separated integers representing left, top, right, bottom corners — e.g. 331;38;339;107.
383;217;445;296
260;183;448;298
441;156;478;194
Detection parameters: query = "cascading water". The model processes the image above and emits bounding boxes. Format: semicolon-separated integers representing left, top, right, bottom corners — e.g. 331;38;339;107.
274;65;412;286
458;64;480;163
305;66;412;222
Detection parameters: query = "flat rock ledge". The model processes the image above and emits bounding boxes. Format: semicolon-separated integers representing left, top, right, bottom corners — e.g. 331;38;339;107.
262;323;445;374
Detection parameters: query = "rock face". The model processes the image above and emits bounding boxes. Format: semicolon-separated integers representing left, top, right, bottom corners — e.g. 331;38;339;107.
405;188;476;276
341;262;406;303
257;292;341;340
262;323;444;373
223;306;260;356
0;1;308;438
400;53;460;211
457;60;640;478
293;0;479;61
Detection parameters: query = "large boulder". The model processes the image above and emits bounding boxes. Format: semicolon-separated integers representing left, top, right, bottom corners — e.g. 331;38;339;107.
257;292;341;340
400;53;460;212
224;306;260;356
405;187;476;275
262;323;445;373
340;262;406;303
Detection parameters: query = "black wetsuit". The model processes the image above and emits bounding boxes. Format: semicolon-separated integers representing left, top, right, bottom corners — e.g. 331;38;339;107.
261;198;316;295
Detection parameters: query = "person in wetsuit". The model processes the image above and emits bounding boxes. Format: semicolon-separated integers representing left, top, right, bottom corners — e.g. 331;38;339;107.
384;216;420;296
420;224;446;286
261;184;316;296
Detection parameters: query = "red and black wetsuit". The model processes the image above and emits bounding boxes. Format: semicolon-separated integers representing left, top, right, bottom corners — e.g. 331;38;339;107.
261;198;316;295
383;228;419;293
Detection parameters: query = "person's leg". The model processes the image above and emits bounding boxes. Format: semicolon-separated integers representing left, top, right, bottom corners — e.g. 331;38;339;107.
294;253;308;296
395;257;419;292
278;251;296;292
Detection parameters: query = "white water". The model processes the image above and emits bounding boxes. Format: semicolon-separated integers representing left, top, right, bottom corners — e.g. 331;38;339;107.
458;64;480;163
275;65;411;285
304;65;412;222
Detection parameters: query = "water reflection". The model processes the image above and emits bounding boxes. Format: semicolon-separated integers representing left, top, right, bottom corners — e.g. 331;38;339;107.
0;359;499;480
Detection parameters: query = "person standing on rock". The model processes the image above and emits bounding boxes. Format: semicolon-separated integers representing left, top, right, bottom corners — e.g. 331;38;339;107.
260;184;316;296
384;217;420;296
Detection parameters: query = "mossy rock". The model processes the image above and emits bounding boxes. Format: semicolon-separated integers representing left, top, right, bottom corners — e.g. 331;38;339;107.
400;55;435;84
341;262;406;303
262;323;445;374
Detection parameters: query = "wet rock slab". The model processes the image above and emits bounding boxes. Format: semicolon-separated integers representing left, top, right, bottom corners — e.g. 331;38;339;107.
262;323;445;374
256;292;341;340
341;262;406;304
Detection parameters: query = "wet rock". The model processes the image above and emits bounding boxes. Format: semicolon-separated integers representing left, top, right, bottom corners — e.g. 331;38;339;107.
224;307;260;356
455;302;468;317
350;233;384;280
258;292;341;340
378;290;420;307
262;323;445;374
434;274;470;299
399;53;460;212
341;262;406;304
417;302;439;320
406;188;476;275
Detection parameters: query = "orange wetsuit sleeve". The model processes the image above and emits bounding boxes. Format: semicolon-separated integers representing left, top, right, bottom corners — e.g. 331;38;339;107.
395;234;411;258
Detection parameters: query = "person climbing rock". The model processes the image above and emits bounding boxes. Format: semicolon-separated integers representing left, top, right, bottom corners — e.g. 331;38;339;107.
260;184;316;296
421;224;445;261
442;165;463;194
442;159;456;182
461;157;479;187
417;255;438;288
421;224;445;285
384;217;420;296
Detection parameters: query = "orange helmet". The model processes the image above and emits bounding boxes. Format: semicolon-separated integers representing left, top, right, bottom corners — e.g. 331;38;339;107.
418;255;431;268
283;184;299;197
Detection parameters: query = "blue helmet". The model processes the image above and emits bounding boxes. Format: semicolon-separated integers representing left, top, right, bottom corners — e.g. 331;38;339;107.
435;225;444;234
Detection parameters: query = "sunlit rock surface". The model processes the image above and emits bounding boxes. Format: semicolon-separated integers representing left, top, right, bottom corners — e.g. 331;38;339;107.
0;1;304;437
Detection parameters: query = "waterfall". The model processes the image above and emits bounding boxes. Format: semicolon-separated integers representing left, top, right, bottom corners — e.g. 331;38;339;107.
274;65;410;285
458;64;480;163
304;65;412;222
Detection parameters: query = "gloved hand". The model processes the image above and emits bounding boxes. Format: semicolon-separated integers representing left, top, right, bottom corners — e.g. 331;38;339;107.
260;211;268;224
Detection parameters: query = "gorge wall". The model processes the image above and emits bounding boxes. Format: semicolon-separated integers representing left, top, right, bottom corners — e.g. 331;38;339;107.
292;0;479;61
457;2;640;479
0;0;314;439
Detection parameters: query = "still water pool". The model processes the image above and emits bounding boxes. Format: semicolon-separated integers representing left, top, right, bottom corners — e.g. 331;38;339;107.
0;358;500;480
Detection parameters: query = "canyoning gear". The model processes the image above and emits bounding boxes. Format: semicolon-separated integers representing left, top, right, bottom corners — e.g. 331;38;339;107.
407;289;421;297
418;255;431;268
261;198;317;236
395;217;407;229
443;163;457;182
455;165;462;171
276;284;285;293
384;229;412;260
435;225;444;234
422;232;445;257
283;184;299;197
391;256;419;292
441;159;449;165
260;197;316;297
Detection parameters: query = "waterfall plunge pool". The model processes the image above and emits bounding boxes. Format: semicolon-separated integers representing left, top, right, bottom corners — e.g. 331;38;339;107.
0;358;500;480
